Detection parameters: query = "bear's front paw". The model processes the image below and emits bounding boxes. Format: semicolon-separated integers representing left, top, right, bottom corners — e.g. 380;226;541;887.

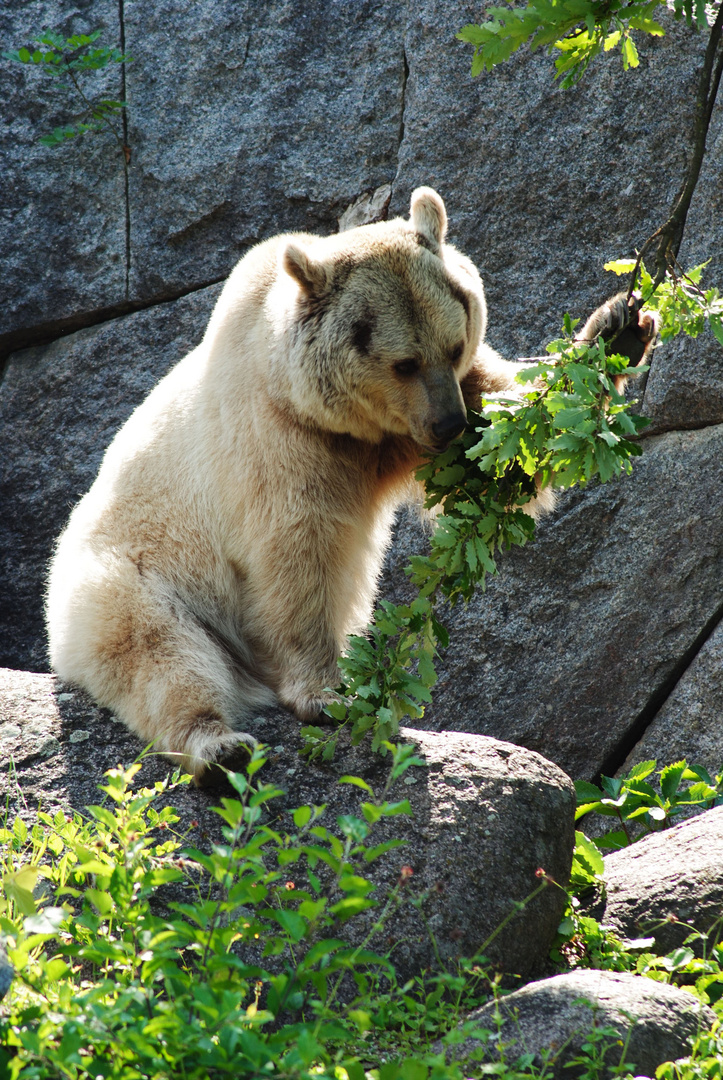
579;291;660;369
196;730;258;788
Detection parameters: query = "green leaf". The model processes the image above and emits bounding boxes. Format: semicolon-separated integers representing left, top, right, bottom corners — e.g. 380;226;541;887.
272;908;308;942
292;805;313;828
622;35;639;69
575;780;604;804
626;759;657;782
329;895;376;920
660;760;687;799
604;258;637;275
574;831;605;877
3;866;39;915
339;775;374;794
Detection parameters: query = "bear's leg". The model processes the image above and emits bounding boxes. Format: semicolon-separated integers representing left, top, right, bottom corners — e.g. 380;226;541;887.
248;543;352;723
273;623;341;722
48;560;274;779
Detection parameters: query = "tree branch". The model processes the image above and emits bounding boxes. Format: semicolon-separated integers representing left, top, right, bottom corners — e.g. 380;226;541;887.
630;4;723;298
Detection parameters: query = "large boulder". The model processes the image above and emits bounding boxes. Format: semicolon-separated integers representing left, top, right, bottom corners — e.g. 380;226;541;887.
455;970;715;1077
0;667;575;981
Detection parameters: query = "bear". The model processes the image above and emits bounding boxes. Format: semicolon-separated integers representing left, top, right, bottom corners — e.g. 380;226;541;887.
45;188;658;779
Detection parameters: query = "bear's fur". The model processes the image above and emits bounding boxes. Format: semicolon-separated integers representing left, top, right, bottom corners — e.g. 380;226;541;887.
45;188;655;778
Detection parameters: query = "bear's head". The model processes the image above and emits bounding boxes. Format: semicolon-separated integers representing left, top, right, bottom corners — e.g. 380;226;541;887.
278;188;487;453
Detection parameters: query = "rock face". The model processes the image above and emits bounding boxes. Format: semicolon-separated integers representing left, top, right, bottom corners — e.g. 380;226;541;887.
0;667;575;981
2;2;723;1059
620;619;723;777
0;0;127;353
587;806;723;956
458;970;715;1077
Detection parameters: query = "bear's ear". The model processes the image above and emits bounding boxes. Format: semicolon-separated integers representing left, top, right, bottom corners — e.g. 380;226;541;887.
282;242;331;299
409;187;447;251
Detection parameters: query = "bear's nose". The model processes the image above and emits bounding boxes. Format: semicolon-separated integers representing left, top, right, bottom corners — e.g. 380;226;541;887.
431;413;467;448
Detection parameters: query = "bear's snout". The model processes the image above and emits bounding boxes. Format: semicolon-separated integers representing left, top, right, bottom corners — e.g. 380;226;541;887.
431;411;467;449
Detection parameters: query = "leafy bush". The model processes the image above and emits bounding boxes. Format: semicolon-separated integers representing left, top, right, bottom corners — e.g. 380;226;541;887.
553;758;723;1017
576;758;723;851
3;749;720;1078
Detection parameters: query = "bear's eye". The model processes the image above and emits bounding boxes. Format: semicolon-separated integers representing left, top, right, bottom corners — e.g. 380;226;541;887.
394;359;420;377
450;343;464;365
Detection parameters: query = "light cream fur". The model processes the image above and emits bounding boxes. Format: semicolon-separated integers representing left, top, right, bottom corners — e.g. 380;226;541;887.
46;188;553;778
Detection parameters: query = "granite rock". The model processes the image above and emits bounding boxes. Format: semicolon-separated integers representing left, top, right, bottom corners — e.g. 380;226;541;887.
588;806;723;956
457;969;715;1077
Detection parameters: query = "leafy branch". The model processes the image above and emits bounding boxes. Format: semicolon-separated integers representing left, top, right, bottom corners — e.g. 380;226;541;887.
303;306;650;760
299;0;723;764
302;261;721;762
2;30;132;164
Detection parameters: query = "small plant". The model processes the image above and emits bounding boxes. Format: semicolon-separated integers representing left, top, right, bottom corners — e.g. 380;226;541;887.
3;29;131;163
575;758;723;850
657;1020;723;1080
303;307;651;760
553;758;723;1020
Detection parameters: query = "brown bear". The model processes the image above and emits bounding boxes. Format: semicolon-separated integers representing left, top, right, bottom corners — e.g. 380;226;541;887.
45;188;657;778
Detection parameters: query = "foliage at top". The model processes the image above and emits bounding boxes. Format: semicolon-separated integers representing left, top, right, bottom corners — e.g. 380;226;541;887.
605;258;723;345
2;30;130;156
458;0;714;87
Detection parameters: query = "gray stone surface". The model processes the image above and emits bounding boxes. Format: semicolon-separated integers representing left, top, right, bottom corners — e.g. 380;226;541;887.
588;806;723;955
620;618;723;779
122;0;405;304
381;424;723;781
0;667;575;981
642;333;723;435
0;284;222;672
458;970;715;1077
2;0;723;810
391;7;718;360
0;1;127;352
